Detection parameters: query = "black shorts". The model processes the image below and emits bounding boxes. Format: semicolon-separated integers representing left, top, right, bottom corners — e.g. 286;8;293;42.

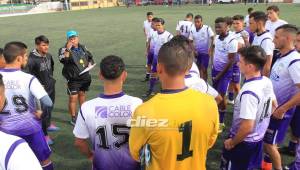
67;77;91;95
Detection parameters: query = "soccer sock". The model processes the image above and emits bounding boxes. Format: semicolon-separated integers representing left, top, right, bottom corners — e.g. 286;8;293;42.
145;73;150;79
42;162;54;170
149;77;157;92
288;141;297;152
228;91;234;101
219;110;225;123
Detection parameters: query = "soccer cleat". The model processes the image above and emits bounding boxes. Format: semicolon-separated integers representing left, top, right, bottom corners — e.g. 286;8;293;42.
47;123;60;132
261;160;272;170
45;136;54;145
218;123;225;133
227;99;234;105
278;146;296;156
70;116;76;126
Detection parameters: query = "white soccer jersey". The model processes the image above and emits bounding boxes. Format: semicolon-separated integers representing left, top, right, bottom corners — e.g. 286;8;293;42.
230;76;276;142
153;31;173;57
233;30;249;46
252;31;274;56
0;69;48;136
266;19;288;37
189;25;214;54
270;50;300;111
143;20;152;38
73;92;142;170
189;62;200;76
176;20;193;38
185;73;219;98
213;34;238;71
148;29;158;51
0;131;42;170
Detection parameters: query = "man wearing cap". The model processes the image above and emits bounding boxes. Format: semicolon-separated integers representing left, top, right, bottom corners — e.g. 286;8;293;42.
58;30;94;125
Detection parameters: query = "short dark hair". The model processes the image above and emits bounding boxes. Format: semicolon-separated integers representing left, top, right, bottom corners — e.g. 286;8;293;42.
152;17;159;22
248;7;254;13
267;5;279;12
186;13;193;18
232;15;244;21
297;30;300;35
0;48;3;56
275;24;298;35
147;12;153;16
158;35;194;76
224;16;233;26
249;11;268;23
194;15;202;21
215;17;226;24
100;55;125;80
35;35;49;45
0;74;3;87
3;41;27;64
239;46;267;70
157;18;165;25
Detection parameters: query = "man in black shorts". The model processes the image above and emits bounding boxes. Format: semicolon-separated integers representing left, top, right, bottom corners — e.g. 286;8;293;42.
58;30;94;125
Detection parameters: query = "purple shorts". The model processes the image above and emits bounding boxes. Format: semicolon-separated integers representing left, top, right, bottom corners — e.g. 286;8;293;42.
151;54;158;72
212;69;232;95
147;50;154;65
291;106;300;138
20;129;51;162
264;109;295;144
221;140;263;170
231;64;241;83
196;53;210;69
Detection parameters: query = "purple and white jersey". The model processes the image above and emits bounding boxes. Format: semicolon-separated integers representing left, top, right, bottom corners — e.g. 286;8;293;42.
252;31;274;56
176;20;193;38
0;69;48;136
153;31;173;57
233;30;249;62
148;29;158;51
190;62;200;76
189;24;214;54
213;34;238;71
0;131;42;170
270;50;300;116
143;20;152;38
73;92;142;170
265;19;288;37
230;76;276;142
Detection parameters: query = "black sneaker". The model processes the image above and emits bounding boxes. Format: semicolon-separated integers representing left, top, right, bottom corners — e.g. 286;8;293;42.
70;116;76;126
279;146;296;156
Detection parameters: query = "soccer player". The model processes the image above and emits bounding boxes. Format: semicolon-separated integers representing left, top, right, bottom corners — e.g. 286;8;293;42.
262;24;300;170
143;17;158;82
73;55;142;170
212;17;238;132
245;8;255;44
244;7;254;28
58;30;94;125
0;74;42;170
249;11;275;77
145;18;173;97
188;15;214;81
129;36;219;170
176;13;193;38
221;45;276;170
266;5;288;37
227;15;250;104
26;35;58;145
0;42;54;170
143;12;153;39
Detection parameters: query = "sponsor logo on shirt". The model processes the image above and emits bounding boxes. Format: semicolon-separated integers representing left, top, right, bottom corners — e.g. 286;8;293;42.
95;105;132;118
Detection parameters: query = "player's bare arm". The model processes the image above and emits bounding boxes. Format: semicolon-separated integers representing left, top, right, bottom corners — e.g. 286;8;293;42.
74;138;94;161
262;55;273;77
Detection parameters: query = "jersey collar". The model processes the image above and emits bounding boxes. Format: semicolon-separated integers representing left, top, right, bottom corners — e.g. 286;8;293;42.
99;92;125;99
218;32;229;40
161;87;188;94
185;74;192;79
0;68;20;72
279;49;296;58
235;30;244;34
256;30;268;36
244;76;263;83
157;31;165;35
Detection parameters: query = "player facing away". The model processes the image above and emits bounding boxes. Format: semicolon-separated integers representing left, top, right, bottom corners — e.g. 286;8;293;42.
249;11;275;77
143;17;158;82
227;15;250;105
129;37;219;170
73;55;142;170
145;18;173;97
266;5;288;38
220;46;276;170
0;42;54;170
188;15;214;81
262;25;300;170
176;13;193;38
0;74;43;170
212;17;238;132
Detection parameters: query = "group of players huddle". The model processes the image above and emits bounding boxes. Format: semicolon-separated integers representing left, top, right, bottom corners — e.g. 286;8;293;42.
0;4;300;170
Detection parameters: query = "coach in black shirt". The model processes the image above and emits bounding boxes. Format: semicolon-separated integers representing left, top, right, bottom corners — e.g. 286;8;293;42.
58;30;94;125
26;35;58;145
